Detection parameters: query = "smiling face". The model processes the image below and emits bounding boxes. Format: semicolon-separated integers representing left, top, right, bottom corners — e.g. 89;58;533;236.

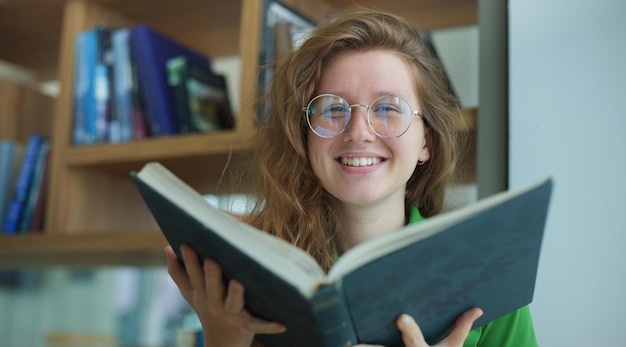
307;49;431;211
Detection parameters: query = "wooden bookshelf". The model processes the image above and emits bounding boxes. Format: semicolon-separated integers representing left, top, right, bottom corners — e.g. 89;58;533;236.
0;0;478;268
0;232;167;267
0;78;55;142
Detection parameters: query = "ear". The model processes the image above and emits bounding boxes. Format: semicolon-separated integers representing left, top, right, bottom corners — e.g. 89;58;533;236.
418;126;431;164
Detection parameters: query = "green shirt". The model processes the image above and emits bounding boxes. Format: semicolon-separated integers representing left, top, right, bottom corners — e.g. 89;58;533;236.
409;205;539;347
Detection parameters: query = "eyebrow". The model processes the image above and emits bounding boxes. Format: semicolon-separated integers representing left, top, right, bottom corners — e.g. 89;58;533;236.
315;91;411;102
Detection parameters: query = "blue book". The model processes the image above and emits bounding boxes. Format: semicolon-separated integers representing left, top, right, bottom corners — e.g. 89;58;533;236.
0;140;19;225
73;29;98;145
2;135;42;234
95;25;113;143
129;24;211;137
111;28;134;142
19;139;51;232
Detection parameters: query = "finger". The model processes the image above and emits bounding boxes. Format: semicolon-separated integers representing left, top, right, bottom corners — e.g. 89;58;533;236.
203;258;225;302
397;314;427;347
165;246;192;292
180;244;206;293
224;279;246;315
242;314;287;334
439;308;484;346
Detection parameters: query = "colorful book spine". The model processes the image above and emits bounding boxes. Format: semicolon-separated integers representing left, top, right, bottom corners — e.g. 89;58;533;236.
130;50;149;140
18;139;51;232
73;29;98;145
95;25;114;143
0;140;18;225
1;134;42;234
111;28;134;142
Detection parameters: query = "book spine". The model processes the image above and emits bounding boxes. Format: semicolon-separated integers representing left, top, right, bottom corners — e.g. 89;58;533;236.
166;56;193;134
310;284;357;347
0;141;17;224
129;26;161;136
129;48;149;139
83;30;98;145
18;140;50;233
73;31;89;145
28;147;51;232
95;25;112;143
1;135;42;234
112;28;134;142
130;25;177;136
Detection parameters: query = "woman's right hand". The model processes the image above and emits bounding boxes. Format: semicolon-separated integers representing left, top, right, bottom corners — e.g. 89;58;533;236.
355;308;483;347
165;245;286;347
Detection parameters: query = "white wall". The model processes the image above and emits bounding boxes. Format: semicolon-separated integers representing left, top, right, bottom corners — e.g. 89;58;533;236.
509;0;626;345
432;26;480;108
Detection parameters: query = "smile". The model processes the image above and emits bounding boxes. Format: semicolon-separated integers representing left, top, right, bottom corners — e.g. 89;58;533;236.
340;157;382;167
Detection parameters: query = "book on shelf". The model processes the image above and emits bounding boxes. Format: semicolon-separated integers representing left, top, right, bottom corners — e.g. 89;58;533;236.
131;162;553;347
95;25;114;143
257;0;315;124
73;28;97;145
2;134;43;234
0;140;24;226
72;25;114;145
129;41;149;140
111;28;135;143
18;139;51;232
129;24;212;137
166;56;234;134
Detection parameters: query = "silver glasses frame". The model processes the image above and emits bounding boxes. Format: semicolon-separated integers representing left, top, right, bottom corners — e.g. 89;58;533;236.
303;94;422;139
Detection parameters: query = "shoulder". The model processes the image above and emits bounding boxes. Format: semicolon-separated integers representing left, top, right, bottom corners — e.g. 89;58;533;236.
464;306;538;347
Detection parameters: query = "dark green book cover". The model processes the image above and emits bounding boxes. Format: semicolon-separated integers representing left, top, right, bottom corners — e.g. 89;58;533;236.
132;162;552;347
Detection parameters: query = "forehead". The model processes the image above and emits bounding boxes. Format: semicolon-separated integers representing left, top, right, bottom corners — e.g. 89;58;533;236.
318;50;418;102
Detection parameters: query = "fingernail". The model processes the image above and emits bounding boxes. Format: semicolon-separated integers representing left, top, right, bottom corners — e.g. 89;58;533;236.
272;323;287;333
400;314;412;325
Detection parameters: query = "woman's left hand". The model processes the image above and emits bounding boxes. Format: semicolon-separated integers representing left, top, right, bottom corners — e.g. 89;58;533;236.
355;308;483;347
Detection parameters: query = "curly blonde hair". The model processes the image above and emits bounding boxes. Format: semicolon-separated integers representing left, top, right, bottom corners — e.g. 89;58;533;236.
237;8;464;272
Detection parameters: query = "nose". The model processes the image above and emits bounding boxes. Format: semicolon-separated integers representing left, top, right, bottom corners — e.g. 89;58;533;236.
343;105;376;143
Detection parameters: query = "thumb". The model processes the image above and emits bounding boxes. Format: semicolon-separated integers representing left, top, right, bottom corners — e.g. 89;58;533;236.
439;308;483;346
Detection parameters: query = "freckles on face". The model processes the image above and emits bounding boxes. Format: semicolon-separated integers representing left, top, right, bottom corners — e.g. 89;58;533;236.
306;50;430;207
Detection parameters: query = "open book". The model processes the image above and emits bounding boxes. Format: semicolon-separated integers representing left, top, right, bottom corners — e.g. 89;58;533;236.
131;162;552;347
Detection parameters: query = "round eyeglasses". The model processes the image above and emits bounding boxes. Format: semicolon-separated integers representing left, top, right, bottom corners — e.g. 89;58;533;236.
303;94;422;139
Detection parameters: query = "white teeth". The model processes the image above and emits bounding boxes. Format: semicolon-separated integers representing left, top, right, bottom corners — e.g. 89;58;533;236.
341;157;381;167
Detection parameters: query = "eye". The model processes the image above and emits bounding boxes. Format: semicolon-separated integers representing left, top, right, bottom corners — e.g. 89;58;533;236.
373;103;403;115
324;104;349;117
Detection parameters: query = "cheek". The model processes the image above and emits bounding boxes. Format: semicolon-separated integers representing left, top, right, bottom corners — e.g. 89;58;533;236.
307;132;325;176
393;130;425;164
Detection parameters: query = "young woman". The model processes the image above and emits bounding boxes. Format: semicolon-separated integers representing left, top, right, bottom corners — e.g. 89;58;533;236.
165;8;538;347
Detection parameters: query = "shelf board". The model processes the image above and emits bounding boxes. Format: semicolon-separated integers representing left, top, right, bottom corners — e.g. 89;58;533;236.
0;232;168;268
60;131;254;179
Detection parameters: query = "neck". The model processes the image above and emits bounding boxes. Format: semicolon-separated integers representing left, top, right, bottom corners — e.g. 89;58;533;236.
336;201;406;253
